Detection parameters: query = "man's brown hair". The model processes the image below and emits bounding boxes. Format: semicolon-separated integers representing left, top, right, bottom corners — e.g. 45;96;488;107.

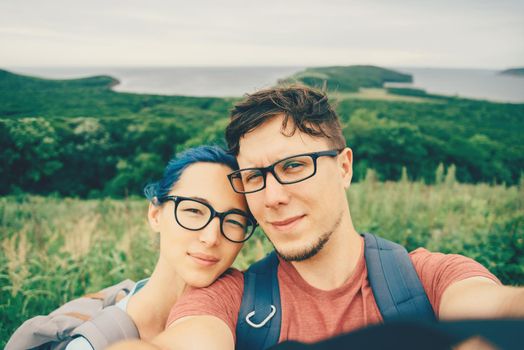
225;85;346;155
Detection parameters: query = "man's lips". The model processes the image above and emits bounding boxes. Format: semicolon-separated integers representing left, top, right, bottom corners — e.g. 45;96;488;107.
187;252;220;266
268;215;305;230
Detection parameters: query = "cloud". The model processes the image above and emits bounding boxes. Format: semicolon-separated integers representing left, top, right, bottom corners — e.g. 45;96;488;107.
1;0;522;68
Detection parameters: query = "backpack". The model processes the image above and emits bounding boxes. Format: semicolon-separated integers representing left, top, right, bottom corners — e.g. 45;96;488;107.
270;319;524;350
6;279;140;350
236;233;436;350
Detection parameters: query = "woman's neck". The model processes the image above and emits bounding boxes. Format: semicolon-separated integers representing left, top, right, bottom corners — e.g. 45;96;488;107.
126;256;186;340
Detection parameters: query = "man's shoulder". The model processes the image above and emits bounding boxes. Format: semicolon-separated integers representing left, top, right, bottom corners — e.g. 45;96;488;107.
408;246;438;261
408;247;478;269
190;268;244;295
171;267;245;310
406;246;500;317
408;247;474;275
218;268;245;288
408;246;499;281
166;268;245;332
221;267;245;281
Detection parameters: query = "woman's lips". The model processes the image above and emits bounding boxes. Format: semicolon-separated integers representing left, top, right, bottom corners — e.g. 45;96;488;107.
269;215;305;231
188;252;219;266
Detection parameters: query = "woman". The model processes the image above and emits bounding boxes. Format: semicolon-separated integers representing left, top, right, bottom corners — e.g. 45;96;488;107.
123;145;255;340
8;145;256;350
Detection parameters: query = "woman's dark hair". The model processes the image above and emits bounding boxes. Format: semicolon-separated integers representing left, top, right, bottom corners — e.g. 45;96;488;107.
144;145;238;203
225;85;346;155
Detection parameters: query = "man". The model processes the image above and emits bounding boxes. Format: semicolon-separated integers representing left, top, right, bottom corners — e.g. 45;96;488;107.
112;85;524;350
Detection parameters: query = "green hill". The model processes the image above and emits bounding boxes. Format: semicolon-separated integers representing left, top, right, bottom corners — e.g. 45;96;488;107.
0;69;238;196
500;67;524;77
0;69;233;125
280;65;412;92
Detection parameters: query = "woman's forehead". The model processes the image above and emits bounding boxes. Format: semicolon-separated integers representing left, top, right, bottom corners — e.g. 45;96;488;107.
173;163;231;189
169;162;246;211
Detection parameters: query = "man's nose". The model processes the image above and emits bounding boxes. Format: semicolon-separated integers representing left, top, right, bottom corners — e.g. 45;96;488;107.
263;172;290;208
198;217;221;247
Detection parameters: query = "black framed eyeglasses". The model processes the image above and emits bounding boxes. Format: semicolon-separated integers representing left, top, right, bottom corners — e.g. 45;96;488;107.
227;149;341;194
157;195;256;243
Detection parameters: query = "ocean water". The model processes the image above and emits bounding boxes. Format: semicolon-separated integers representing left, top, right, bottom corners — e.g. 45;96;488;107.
7;66;524;103
387;67;524;103
7;66;304;98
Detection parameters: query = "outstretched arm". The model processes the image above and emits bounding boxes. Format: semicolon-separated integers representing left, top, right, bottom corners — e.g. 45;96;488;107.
439;276;524;320
108;315;234;350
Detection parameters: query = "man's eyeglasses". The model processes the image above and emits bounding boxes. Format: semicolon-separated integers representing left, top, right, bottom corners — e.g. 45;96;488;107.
227;149;341;194
157;195;256;243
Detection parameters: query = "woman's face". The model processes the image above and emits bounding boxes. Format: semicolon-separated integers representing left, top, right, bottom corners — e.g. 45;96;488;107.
148;162;248;288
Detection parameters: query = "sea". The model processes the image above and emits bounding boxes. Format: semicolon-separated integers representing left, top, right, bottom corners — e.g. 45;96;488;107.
7;66;524;103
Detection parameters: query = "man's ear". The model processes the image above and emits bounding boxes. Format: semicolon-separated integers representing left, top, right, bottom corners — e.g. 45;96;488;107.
148;200;162;232
338;148;353;190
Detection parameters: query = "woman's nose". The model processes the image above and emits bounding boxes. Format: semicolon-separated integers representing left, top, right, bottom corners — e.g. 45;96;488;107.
197;216;221;247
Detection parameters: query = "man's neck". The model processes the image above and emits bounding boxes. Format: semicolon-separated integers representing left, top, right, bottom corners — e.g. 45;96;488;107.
290;214;362;291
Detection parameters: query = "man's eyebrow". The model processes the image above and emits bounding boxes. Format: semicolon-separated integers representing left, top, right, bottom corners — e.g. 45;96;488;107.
253;151;311;167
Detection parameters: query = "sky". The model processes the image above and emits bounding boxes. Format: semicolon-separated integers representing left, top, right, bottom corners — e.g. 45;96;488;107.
1;0;523;69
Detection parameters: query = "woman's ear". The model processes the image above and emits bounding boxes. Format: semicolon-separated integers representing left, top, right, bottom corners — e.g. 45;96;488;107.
148;199;162;232
338;148;353;190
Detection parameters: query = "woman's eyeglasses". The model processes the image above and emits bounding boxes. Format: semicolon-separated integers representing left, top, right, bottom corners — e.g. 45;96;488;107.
157;195;256;243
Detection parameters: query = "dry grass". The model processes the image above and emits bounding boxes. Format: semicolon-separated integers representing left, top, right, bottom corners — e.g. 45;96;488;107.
1;176;522;345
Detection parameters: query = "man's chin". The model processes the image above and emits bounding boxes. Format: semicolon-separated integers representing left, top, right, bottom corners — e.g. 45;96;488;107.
274;231;332;262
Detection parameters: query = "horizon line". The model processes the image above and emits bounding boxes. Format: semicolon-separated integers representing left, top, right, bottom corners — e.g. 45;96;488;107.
3;64;520;71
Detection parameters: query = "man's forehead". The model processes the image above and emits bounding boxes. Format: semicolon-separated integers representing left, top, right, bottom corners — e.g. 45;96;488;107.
237;141;290;167
237;129;328;167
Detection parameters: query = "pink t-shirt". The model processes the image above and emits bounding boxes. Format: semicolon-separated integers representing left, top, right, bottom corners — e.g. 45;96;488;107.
166;240;500;344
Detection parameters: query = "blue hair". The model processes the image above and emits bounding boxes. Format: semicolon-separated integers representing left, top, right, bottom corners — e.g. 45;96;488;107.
144;145;238;202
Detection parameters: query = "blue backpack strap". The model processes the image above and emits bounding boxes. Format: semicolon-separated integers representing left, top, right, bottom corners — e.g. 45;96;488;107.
363;232;436;322
236;251;282;350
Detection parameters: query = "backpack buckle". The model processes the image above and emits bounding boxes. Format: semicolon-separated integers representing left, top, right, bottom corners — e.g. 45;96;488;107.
245;305;276;328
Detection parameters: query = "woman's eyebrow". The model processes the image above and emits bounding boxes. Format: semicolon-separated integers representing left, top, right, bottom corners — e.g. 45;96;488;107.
188;196;210;204
189;196;247;215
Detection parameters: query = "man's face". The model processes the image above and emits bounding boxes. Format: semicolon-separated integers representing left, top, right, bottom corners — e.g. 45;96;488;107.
237;114;353;261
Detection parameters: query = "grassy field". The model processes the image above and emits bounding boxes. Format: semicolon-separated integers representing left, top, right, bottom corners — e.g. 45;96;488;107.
1;174;523;346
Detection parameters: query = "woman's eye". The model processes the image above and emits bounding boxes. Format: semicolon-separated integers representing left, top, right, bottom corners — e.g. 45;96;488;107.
183;208;203;215
225;219;246;229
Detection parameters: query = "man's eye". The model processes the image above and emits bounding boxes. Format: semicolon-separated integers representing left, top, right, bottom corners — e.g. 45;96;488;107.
245;172;262;183
283;161;305;171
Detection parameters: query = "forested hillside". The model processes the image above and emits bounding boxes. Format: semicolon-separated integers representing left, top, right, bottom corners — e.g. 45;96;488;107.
1;66;523;197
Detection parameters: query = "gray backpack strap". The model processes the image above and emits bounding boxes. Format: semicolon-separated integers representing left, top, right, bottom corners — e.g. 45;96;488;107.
236;251;281;350
363;233;436;321
70;305;140;350
5;279;137;350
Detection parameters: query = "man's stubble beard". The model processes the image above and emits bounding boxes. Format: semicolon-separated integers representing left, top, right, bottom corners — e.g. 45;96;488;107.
271;208;344;262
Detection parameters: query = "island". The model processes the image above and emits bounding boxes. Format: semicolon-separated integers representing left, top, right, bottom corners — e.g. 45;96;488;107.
500;67;524;77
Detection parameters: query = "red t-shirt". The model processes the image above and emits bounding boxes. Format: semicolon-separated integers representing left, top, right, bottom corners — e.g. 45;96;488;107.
166;238;500;344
